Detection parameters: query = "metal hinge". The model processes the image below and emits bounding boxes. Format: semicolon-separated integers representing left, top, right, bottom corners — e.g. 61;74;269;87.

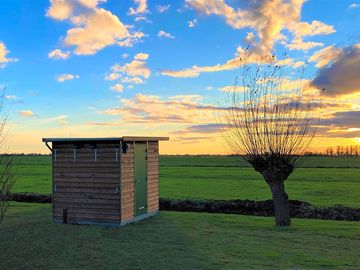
53;149;58;161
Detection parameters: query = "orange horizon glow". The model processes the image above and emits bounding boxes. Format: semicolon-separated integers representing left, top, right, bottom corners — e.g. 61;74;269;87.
6;130;360;155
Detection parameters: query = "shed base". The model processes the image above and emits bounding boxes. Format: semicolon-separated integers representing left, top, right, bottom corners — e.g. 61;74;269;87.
53;211;159;227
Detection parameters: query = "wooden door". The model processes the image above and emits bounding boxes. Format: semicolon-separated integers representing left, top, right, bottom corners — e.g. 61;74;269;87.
134;142;147;216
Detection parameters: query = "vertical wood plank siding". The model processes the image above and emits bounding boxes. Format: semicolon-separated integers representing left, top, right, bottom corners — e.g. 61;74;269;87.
147;141;159;212
52;142;121;224
120;141;135;222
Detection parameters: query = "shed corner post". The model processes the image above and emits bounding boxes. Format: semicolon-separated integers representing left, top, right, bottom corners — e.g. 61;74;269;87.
119;140;123;224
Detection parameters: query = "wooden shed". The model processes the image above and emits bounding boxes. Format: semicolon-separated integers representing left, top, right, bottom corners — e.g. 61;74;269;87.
42;136;169;226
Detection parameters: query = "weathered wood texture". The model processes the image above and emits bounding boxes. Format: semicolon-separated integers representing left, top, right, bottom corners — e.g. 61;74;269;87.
52;142;121;224
120;141;135;222
147;141;159;213
51;139;161;225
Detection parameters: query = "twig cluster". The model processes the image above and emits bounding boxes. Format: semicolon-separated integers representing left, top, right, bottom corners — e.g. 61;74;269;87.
222;54;321;170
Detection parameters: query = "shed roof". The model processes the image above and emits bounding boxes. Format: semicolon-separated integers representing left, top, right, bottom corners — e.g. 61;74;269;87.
42;136;169;143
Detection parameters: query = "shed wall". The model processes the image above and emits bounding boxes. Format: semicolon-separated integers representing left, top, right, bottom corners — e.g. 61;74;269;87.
52;142;121;224
120;141;135;222
147;141;159;212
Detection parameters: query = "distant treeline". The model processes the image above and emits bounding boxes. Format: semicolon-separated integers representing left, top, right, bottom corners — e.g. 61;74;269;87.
323;145;360;157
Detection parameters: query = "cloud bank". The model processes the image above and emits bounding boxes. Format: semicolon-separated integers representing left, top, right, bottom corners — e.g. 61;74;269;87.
311;44;360;96
47;0;145;55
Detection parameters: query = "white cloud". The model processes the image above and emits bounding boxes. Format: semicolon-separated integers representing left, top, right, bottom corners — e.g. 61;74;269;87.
186;0;334;52
46;0;74;20
157;4;170;13
161;46;301;78
5;95;21;103
56;73;80;82
121;76;144;84
5;95;19;100
218;85;245;93
46;0;108;21
286;41;323;51
158;30;175;39
134;16;151;23
128;0;148;15
100;94;217;125
116;31;146;48
45;114;68;125
0;41;17;67
47;0;144;55
293;61;305;68
349;3;360;8
122;53;129;59
105;73;120;81
291;20;335;39
160;46;256;78
165;0;335;77
19;110;35;117
188;19;198;28
134;52;149;60
64;8;130;55
48;49;71;60
110;84;124;92
287;20;335;51
186;0;293;52
111;58;150;78
105;54;150;89
309;45;343;68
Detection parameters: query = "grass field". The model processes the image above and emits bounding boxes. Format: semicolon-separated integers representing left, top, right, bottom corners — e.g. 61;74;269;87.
10;155;360;207
160;155;360;168
1;202;359;270
2;155;360;269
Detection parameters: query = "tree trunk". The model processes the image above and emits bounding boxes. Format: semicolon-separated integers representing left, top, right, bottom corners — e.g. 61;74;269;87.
268;180;291;226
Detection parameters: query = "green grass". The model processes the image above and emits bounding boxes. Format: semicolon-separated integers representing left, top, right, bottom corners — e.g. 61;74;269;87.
1;202;359;270
160;155;360;168
10;155;360;208
160;167;360;207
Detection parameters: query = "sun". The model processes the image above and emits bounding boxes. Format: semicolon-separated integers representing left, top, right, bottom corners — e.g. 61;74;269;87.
354;138;360;144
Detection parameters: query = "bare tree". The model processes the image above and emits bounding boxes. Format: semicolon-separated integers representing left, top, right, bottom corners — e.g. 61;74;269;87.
221;54;321;226
0;90;14;224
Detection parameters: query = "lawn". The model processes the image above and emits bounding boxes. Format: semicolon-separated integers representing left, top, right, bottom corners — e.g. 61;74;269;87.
160;155;360;168
1;202;359;270
10;155;360;208
160;167;360;207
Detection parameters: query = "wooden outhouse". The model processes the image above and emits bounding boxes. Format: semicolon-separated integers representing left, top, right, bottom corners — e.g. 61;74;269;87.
42;136;169;226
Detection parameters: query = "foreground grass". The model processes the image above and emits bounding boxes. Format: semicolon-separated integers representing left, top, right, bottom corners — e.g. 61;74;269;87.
0;203;359;270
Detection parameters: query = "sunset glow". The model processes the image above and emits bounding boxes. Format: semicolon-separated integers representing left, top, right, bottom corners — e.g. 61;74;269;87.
1;0;360;154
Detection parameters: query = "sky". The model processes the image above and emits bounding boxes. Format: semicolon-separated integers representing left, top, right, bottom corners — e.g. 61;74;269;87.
0;0;360;154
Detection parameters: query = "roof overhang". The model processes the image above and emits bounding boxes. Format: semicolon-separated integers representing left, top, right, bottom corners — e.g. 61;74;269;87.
42;136;169;143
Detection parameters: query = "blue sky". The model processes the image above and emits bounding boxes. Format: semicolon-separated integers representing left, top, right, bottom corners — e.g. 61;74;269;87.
0;0;360;153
